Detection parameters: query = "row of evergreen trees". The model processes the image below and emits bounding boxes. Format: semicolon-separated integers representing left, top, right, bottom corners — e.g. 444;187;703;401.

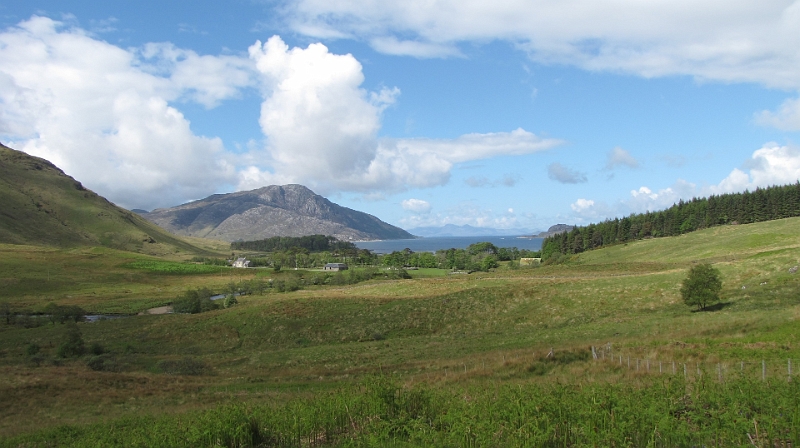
541;182;800;259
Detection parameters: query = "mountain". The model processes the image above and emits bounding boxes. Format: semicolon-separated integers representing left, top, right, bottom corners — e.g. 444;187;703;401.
0;143;206;254
407;224;536;237
141;184;414;242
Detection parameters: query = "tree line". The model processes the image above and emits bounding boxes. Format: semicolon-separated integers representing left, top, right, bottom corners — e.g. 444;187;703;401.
382;242;540;272
231;234;359;253
542;182;800;259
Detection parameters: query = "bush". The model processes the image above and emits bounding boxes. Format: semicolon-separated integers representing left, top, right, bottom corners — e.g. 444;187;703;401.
57;323;85;358
89;342;105;355
25;343;40;356
681;263;723;310
223;294;238;308
173;288;220;314
86;354;119;372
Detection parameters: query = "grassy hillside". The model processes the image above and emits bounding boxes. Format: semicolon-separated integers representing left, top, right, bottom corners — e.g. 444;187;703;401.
1;218;799;444
0;143;215;256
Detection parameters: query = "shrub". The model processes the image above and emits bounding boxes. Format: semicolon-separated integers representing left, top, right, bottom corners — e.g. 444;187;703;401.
25;343;40;356
173;288;220;314
88;342;105;355
57;323;85;358
223;294;238;308
86;354;119;372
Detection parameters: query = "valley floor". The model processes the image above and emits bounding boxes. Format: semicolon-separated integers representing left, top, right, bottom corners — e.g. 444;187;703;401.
1;218;800;445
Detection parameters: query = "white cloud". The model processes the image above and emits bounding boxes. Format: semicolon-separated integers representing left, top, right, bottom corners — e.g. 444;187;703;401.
605;147;640;170
547;162;587;184
401;198;432;213
141;42;254;108
756;96;800;131
284;1;800;89
571;198;595;213
626;181;697;213
0;16;253;210
244;36;562;194
0;17;563;210
369;36;461;58
713;144;800;193
616;144;800;216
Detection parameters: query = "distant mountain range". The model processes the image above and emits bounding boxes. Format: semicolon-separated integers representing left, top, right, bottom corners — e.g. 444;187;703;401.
407;224;536;238
140;184;413;242
0;143;203;254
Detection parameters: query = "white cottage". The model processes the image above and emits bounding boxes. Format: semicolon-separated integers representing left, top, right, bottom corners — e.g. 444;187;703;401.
232;257;250;268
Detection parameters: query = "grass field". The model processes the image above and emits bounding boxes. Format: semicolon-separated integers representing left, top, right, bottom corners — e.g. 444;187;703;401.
1;218;800;445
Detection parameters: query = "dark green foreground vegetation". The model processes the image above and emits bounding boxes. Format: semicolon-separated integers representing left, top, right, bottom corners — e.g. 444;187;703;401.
2;217;800;445
8;377;799;447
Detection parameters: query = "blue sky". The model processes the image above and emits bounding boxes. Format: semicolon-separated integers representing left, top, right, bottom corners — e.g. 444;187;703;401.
1;1;799;233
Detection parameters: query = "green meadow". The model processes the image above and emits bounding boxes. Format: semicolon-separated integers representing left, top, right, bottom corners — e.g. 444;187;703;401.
2;218;800;445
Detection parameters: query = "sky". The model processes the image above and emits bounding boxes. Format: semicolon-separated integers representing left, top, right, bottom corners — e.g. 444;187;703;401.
1;1;799;233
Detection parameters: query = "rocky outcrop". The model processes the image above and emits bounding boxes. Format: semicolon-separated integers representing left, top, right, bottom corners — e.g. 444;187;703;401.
534;224;575;238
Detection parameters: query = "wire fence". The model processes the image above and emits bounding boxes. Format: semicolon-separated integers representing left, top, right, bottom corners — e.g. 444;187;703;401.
393;345;797;385
591;344;796;382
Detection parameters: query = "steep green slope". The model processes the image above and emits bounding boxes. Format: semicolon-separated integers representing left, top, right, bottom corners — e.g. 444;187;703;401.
0;143;208;255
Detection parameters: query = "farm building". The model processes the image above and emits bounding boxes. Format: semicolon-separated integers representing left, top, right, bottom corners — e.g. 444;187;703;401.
324;263;348;271
232;257;250;268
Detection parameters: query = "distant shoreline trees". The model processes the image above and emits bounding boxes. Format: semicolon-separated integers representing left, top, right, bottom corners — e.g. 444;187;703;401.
542;182;800;260
231;235;358;253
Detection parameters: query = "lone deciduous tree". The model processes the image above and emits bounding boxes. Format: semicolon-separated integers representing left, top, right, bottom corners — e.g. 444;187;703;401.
681;263;722;310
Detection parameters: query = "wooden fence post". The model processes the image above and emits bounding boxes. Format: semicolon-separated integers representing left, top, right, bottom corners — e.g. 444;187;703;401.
762;360;766;381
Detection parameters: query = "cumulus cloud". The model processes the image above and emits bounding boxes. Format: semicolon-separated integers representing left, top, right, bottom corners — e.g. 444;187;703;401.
610;144;800;217
756;96;800;131
0;16;252;209
625;181;698;213
713;144;800;193
401;198;432;213
243;36;562;193
604;147;640;170
571;198;595;213
284;1;800;89
0;17;564;210
547;162;587;184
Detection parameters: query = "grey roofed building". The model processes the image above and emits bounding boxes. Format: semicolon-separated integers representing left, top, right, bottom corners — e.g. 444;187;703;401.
323;263;348;271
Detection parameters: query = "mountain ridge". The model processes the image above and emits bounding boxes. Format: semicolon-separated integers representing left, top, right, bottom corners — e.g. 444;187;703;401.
142;184;414;242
